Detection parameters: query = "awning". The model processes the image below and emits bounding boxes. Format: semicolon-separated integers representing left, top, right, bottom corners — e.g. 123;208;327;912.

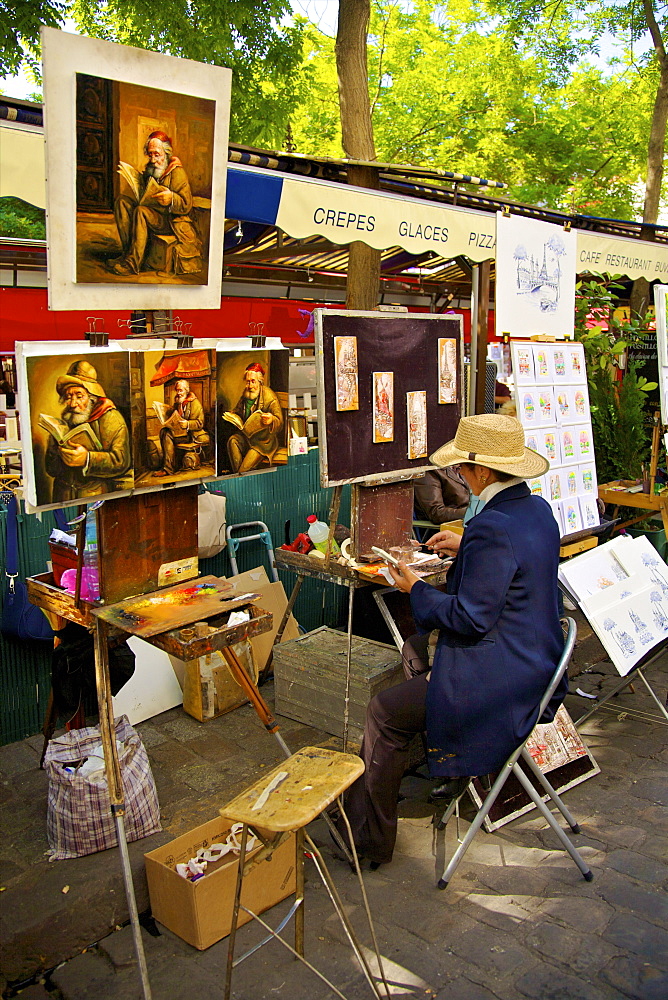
226;165;497;263
226;165;668;282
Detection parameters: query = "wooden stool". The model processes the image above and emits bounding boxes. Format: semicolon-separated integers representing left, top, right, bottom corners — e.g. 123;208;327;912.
219;746;390;1000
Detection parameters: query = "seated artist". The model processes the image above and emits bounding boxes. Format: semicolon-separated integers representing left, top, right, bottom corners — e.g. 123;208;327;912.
341;414;566;869
413;467;469;527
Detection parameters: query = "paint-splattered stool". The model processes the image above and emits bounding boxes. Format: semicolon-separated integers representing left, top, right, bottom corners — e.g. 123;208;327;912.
219;745;391;1000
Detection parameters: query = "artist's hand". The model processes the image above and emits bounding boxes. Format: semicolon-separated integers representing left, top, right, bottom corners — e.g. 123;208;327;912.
154;188;172;207
388;561;420;593
259;412;273;426
177;418;189;431
427;530;461;557
59;444;88;467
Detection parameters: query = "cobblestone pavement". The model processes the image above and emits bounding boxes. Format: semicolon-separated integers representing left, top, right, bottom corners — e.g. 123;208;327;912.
1;621;666;1000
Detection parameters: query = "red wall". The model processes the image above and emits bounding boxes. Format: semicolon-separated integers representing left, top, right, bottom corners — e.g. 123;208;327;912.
0;287;492;353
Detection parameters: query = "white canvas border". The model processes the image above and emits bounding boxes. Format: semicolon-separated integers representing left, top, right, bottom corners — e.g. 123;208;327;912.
41;27;231;311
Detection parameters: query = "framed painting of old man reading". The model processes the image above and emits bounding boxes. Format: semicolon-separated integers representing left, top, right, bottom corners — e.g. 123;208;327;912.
41;28;231;310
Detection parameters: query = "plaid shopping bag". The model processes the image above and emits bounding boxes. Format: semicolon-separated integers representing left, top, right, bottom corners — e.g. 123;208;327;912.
44;715;162;860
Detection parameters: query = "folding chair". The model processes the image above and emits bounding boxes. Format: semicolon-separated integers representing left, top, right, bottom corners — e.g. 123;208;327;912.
434;618;593;889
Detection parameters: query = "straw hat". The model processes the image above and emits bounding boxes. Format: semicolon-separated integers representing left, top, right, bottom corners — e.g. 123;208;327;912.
430;413;549;479
56;361;106;398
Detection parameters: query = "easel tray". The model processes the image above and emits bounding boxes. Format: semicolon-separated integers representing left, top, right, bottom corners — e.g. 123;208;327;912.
91;575;240;638
145;603;273;660
27;571;100;629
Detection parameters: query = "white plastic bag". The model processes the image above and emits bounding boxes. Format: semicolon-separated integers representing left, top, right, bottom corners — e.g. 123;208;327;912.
198;488;227;559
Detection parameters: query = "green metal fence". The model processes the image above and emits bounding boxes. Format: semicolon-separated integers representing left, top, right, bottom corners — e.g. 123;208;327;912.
0;449;349;745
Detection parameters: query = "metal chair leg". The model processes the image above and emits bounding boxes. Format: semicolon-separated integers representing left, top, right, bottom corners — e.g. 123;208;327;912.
519;748;581;832
438;762;515;889
511;765;593;880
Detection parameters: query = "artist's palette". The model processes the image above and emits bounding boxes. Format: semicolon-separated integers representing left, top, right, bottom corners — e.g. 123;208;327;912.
92;575;239;637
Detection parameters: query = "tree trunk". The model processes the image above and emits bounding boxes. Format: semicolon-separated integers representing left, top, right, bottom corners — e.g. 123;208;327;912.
631;1;668;317
336;0;381;310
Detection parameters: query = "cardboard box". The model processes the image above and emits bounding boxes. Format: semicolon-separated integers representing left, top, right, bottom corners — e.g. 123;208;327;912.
224;568;300;672
144;816;296;950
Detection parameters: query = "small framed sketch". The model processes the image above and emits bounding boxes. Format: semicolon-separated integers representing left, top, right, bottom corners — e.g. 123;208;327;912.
519;387;540;427
373;372;394;443
564;467;579;497
552;347;568;381
548;468;565;503
577;462;597;496
438;339;457;403
575;423;594;461
512;344;535;384
334;336;359;411
537;386;555;425
559;497;583;535
407;391;428;459
532;344;554;383
565;342;586;383
540;428;562;467
579;496;600;529
528;475;546;498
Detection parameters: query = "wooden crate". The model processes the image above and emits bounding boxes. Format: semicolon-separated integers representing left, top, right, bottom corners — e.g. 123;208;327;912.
273;627;405;743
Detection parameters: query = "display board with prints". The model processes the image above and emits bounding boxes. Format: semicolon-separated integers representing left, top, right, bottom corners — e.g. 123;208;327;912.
512;340;598;537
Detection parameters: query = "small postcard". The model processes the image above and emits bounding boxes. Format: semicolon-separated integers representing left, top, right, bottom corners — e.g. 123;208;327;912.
552;347;568;380
577;462;597;496
548;468;564;502
528;475;546;498
513;345;535;384
560;427;577;463
559;497;583;535
533;344;554;383
334;336;359;411
519;387;540;427
540;427;562;467
372;372;394;443
438;339;458;403
579;496;600;529
564;342;586;384
537;386;555;425
407;390;428;459
575;423;594;461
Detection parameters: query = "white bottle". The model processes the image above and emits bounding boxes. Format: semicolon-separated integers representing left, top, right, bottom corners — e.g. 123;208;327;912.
306;515;340;554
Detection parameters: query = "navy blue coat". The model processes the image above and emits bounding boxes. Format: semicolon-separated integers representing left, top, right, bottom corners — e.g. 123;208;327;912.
410;482;566;779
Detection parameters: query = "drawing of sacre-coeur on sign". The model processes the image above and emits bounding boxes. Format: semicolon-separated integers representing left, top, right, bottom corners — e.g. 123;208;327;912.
513;345;535;384
560;427;576;463
520;388;540;427
577;463;597;496
537;386;555;425
579;496;600;529
575;424;594;461
565;343;586;383
532;344;554;383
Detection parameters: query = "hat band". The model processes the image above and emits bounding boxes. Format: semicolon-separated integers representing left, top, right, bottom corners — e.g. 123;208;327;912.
455;445;526;466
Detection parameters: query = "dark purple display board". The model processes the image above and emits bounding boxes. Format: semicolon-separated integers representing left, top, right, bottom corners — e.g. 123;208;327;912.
315;310;463;487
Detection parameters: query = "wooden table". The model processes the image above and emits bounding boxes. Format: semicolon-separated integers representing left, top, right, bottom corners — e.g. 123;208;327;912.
598;480;668;534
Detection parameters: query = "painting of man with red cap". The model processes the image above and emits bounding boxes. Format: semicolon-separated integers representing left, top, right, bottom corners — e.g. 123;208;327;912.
110;129;203;278
23;353;133;507
74;74;216;286
217;353;289;475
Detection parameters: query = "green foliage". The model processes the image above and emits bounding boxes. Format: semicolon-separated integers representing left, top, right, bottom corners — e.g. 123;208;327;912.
574;277;657;481
1;1;305;149
289;0;657;220
0;196;46;239
0;1;68;78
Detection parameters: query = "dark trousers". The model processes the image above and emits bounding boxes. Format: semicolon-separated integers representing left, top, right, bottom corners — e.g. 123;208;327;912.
342;635;430;864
